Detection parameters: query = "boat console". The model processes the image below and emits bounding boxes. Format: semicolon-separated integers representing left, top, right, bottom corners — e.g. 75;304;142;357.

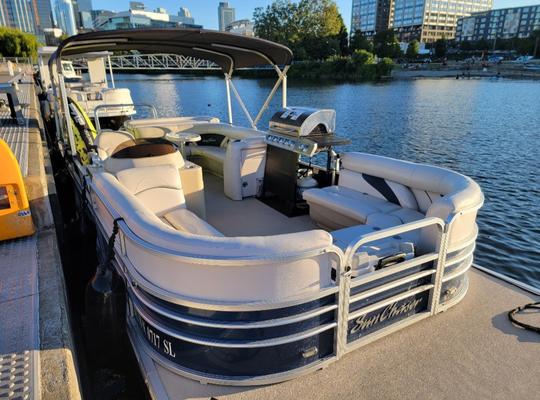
261;107;350;215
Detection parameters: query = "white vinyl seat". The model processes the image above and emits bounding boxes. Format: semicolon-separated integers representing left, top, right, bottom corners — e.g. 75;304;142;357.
93;130;134;160
305;152;484;252
124;116;220;139
115;164;222;237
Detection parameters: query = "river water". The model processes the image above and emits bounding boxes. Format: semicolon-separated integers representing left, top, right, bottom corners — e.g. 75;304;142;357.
117;74;540;289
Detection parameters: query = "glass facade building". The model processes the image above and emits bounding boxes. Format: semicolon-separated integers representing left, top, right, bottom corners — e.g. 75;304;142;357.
351;0;393;36
351;0;493;42
54;0;77;36
0;0;38;33
218;2;235;31
456;5;540;41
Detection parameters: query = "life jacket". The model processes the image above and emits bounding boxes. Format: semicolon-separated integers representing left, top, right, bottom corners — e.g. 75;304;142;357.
67;97;97;165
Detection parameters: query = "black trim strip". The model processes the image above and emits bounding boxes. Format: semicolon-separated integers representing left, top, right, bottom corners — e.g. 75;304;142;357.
362;174;400;205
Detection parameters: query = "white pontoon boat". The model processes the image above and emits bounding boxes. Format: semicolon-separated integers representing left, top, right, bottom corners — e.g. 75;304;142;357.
45;29;539;399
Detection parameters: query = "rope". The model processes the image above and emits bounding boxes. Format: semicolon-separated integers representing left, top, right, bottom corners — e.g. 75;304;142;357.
99;217;123;275
508;301;540;333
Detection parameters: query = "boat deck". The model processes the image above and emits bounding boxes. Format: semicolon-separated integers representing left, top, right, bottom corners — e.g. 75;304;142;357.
203;173;318;236
131;174;540;400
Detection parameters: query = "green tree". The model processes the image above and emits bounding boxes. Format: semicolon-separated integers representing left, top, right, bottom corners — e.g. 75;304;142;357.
372;29;402;58
254;0;349;60
351;49;375;65
350;30;373;53
406;39;419;59
0;27;39;59
434;38;447;58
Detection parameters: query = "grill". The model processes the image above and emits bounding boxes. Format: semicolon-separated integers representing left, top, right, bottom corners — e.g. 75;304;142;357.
265;107;349;157
260;107;350;216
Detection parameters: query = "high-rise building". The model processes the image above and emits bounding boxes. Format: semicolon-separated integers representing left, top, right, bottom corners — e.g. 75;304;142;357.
54;0;77;36
394;0;493;42
32;0;54;33
351;0;393;36
96;6;202;30
0;0;38;33
351;0;493;43
177;6;194;25
456;5;540;42
218;2;235;31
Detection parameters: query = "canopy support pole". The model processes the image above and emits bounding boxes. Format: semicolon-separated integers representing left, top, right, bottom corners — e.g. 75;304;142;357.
58;74;76;155
227;74;255;129
107;55;115;88
225;73;233;124
253;65;289;127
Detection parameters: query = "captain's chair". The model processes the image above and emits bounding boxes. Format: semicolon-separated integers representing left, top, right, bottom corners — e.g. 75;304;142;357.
93;130;134;160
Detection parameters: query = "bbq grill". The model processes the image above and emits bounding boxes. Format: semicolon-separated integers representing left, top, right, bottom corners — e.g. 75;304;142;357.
260;107;350;216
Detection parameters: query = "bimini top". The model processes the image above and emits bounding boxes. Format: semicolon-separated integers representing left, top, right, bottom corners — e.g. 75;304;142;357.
53;28;293;74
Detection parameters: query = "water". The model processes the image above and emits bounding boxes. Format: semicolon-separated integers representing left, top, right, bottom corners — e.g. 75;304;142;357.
116;74;540;289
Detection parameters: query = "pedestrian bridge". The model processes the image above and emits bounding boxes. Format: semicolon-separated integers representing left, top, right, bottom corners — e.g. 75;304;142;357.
75;53;220;71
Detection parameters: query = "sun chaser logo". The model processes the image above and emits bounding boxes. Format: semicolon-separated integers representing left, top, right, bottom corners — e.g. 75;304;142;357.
350;298;423;334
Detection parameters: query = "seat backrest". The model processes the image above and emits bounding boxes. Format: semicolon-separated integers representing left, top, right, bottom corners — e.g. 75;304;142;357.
116;164;185;216
104;142;185;174
340;152;483;218
93;130;134;160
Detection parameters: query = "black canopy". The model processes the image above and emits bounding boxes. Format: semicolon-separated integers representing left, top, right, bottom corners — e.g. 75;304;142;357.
54;28;293;74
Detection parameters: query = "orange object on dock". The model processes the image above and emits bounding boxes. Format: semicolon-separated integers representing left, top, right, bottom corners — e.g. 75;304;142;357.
0;139;35;241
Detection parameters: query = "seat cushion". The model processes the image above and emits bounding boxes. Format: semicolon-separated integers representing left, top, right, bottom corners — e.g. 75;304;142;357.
163;208;223;237
303;186;400;224
366;209;424;244
190;146;226;163
116;165;185;216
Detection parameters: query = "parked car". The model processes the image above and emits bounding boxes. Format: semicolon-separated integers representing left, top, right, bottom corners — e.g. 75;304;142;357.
488;56;504;64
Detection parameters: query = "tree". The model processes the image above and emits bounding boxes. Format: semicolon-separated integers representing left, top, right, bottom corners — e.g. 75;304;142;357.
434;38;447;58
351;49;375;65
0;27;39;59
350;30;373;53
372;29;402;58
406;39;419;59
254;0;349;60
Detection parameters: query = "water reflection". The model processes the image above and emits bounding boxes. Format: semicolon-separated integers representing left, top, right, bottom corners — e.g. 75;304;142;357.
118;74;540;288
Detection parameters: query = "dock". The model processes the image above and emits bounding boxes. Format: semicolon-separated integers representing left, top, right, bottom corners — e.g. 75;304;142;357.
0;67;81;399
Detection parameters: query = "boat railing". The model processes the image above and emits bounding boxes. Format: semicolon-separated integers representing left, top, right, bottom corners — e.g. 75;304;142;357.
86;172;485;384
93;103;157;132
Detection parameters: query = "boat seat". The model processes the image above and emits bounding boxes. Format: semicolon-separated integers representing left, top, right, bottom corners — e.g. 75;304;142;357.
190;145;226;163
93;130;135;160
163;208;222;237
103;138;185;174
116;164;185;216
305;152;484;252
184;123;267;200
124;116;220;139
116;164;221;237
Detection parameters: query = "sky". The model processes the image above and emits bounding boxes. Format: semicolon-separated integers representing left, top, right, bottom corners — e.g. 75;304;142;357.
92;0;540;31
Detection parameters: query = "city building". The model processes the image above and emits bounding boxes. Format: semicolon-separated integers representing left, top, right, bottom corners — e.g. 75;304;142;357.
393;0;493;42
76;0;93;29
54;0;77;36
218;1;235;31
351;0;493;43
0;0;38;34
96;3;201;30
33;0;54;34
456;5;540;42
177;6;194;25
351;0;392;36
225;19;254;36
129;1;145;11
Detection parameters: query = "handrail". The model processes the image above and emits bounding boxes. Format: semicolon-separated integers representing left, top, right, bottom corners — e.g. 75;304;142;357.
93;103;157;132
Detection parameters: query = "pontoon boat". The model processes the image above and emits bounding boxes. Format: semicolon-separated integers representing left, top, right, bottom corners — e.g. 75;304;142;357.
46;29;490;396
